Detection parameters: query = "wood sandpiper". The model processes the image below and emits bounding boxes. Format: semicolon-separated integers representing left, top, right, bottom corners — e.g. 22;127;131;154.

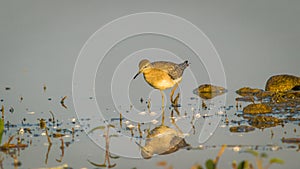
133;59;189;107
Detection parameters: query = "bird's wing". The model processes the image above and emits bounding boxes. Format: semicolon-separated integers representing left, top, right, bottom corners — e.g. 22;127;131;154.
151;62;181;80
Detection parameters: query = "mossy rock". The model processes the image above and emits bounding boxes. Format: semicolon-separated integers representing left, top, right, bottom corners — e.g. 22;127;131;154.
243;103;272;114
236;87;263;96
265;74;300;92
193;84;227;99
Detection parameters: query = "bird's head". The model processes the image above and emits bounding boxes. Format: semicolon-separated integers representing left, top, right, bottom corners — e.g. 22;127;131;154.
133;59;151;79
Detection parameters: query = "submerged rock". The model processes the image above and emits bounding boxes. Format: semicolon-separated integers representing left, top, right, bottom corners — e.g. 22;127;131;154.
141;125;189;159
247;116;283;129
193;84;227;99
265;74;300;92
254;91;274;100
229;125;255;133
243;103;272;114
236;87;263;96
236;90;274;102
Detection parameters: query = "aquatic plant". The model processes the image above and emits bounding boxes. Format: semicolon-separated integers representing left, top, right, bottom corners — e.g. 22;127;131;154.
157;145;284;169
232;149;284;169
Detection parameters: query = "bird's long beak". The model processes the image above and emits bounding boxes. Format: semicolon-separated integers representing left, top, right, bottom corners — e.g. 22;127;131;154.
133;71;141;79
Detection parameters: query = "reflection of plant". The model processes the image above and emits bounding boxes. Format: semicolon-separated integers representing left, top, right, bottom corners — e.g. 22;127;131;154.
0;113;28;168
87;124;119;168
156;145;284;169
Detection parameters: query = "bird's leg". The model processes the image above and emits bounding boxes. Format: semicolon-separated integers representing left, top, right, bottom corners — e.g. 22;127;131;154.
173;93;180;107
160;90;165;110
161;108;165;126
170;83;178;103
160;90;165;125
170;83;179;107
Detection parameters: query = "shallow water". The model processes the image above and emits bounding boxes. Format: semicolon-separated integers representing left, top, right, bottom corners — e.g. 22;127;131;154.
0;82;300;169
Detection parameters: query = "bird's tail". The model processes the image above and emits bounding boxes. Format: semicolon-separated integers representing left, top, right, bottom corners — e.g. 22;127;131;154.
179;60;189;70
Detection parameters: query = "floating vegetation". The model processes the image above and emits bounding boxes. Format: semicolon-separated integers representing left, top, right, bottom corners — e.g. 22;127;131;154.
39;119;46;129
193;84;227;99
52;133;66;138
236;87;263;97
281;137;300;144
237;149;284;169
0;135;28;151
9;106;14;113
4;87;11;91
243;104;272;114
60;96;68;109
189;145;227;169
0;85;82;168
229;125;255;133
157;146;283;169
245;116;283;129
236;75;300;132
43;84;47;92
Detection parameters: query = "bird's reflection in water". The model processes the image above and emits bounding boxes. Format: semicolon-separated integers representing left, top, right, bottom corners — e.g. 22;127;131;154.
139;107;189;159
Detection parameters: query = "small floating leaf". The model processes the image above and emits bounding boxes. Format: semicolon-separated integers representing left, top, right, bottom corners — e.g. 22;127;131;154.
53;133;65;138
281;137;300;143
269;158;284;164
237;160;249;169
43;84;47;92
60;96;68;109
205;159;215;169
